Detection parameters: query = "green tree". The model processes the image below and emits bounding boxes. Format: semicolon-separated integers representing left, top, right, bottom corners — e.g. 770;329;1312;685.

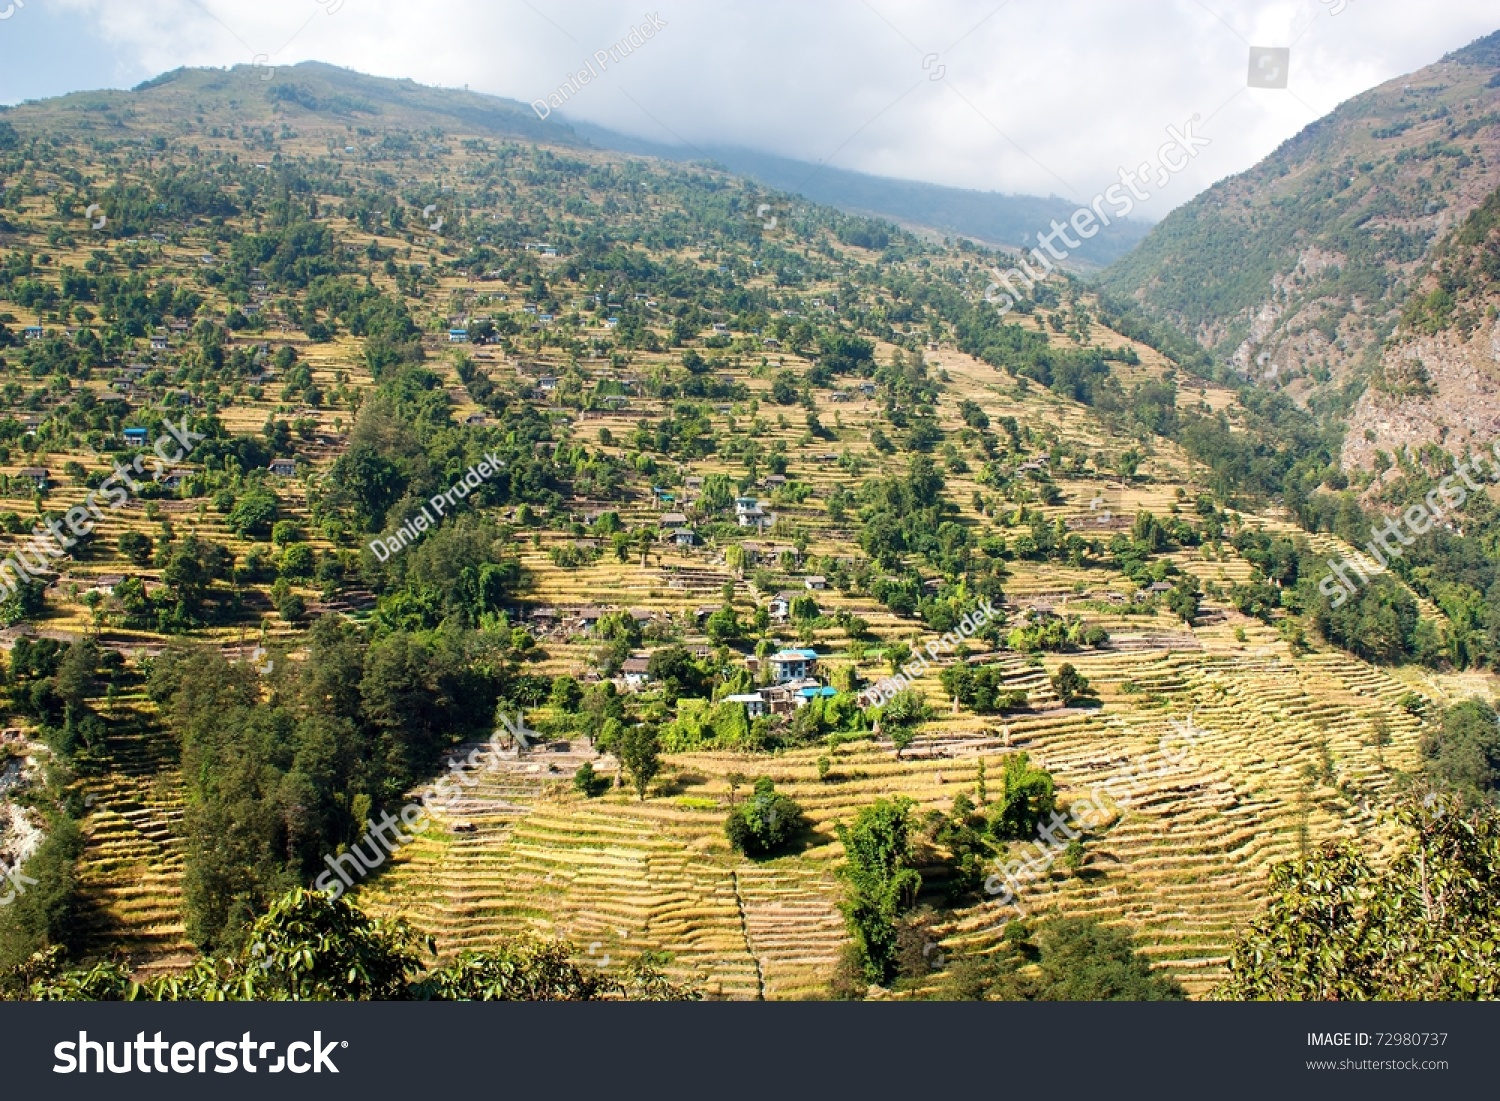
572;761;606;798
880;688;932;760
645;646;710;701
836;798;923;985
1422;699;1500;806
939;917;1184;1001
724;777;804;856
12;887;700;1002
1050;663;1092;706
1217;800;1500;1000
705;605;744;646
988;752;1056;840
226;487;280;539
617;724;661;801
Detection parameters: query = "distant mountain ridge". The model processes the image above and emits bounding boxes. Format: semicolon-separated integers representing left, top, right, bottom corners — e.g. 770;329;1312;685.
3;59;1146;269
564;121;1152;268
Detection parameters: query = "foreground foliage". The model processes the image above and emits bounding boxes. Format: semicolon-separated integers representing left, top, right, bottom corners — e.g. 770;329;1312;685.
1217;800;1500;999
937;917;1185;1001
3;888;698;1002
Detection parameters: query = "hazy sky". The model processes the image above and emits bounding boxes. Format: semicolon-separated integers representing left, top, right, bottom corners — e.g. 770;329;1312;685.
1;0;1497;219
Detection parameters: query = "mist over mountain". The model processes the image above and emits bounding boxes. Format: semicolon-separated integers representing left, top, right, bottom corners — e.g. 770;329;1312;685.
566;120;1152;268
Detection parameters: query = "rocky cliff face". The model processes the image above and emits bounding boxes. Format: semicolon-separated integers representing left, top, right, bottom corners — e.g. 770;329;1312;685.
1343;314;1500;472
1342;163;1500;476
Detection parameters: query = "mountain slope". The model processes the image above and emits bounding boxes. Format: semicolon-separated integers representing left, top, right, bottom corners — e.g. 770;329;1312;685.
1102;29;1500;401
0;58;1478;1001
7;58;1140;269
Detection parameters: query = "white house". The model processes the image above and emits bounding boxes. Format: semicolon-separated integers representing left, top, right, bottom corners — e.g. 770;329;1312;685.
621;656;652;690
769;649;818;684
725;692;767;719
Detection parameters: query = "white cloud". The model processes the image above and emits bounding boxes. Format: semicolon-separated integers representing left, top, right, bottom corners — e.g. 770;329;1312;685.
24;0;1500;217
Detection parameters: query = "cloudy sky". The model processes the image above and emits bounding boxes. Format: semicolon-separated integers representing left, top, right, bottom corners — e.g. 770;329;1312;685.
1;0;1496;219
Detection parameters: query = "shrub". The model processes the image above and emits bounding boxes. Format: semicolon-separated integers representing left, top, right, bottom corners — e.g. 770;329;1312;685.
725;777;804;856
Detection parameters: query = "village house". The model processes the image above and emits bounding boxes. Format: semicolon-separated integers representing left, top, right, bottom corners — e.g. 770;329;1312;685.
267;458;297;477
767;591;798;620
575;607;608;633
621;656;652;690
769;648;818;684
724;692;767;719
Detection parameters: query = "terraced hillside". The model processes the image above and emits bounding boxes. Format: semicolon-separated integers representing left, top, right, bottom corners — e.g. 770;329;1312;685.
0;59;1495;1001
364;625;1434;998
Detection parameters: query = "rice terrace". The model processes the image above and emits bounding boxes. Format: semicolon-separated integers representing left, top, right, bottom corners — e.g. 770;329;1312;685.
2;12;1500;1008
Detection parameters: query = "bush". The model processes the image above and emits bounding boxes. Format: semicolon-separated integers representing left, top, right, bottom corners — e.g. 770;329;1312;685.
1051;663;1092;705
572;761;607;798
724;777;804;856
